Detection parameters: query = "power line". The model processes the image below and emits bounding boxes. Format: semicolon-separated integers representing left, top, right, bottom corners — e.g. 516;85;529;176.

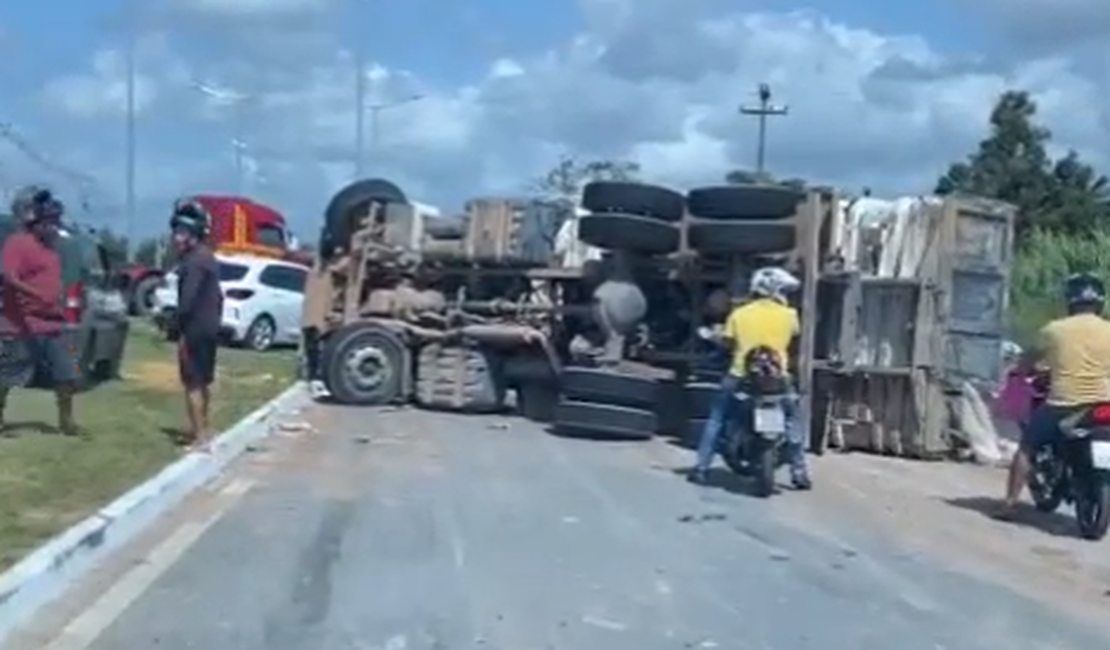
0;122;106;212
739;83;788;175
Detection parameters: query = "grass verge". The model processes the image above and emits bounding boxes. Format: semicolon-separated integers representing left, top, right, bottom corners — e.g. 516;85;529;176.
0;321;296;569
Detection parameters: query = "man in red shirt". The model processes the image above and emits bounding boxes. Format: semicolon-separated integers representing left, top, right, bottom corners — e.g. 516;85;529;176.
0;187;81;436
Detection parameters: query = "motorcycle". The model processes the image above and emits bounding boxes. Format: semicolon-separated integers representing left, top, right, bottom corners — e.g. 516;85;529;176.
717;345;790;498
1027;396;1110;540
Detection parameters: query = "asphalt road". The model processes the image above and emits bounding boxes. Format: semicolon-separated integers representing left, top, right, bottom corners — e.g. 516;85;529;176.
12;404;1109;650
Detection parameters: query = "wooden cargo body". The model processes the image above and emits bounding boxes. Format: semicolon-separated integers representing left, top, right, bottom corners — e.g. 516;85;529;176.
799;195;1015;458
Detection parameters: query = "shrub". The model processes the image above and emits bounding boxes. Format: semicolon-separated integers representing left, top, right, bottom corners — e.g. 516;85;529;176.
1009;228;1110;344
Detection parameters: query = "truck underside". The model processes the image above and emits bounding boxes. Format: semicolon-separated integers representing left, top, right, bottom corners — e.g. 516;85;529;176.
301;177;823;442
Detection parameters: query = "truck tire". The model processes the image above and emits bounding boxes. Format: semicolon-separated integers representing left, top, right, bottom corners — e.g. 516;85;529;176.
685;418;708;449
687;220;796;255
560;367;658;409
415;344;507;413
654;378;687;437
553;399;656;440
685;382;719;419
518;382;559;422
424;217;467;240
581;182;685;222
322;322;408;406
129;274;162;317
578;213;679;254
686;185;803;220
322;178;408;256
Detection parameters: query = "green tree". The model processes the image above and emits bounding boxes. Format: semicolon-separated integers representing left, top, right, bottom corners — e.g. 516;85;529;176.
531;155;641;204
724;169;806;191
133;237;163;268
935;90;1109;237
96;228;129;267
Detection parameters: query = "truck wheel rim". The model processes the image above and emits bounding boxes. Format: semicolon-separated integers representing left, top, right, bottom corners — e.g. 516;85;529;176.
345;346;390;391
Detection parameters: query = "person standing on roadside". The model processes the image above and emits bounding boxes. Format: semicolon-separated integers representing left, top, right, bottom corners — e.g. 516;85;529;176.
169;201;222;451
0;187;82;437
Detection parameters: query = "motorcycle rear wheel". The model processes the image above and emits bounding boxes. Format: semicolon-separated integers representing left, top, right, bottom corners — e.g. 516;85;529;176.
1029;452;1066;513
752;441;777;499
1075;478;1110;541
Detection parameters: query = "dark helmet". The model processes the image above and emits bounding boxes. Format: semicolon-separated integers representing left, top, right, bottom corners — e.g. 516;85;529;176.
1064;272;1106;309
169;199;210;239
12;186;63;225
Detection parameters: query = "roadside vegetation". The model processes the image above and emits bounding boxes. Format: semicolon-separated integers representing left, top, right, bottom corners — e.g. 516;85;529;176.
931;91;1110;344
0;321;295;568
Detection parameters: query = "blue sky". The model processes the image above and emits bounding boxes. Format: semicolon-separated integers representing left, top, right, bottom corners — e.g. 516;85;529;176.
0;0;1107;241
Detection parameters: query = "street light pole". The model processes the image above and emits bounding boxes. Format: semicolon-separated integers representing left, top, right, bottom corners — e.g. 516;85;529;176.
739;83;788;175
124;36;136;251
190;80;252;194
364;94;423;166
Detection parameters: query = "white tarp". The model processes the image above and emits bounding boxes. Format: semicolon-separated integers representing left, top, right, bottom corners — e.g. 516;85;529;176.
554;206;603;268
836;195;941;278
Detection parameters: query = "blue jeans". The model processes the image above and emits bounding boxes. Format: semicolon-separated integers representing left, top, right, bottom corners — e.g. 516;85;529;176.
694;374;809;479
1020;404;1066;454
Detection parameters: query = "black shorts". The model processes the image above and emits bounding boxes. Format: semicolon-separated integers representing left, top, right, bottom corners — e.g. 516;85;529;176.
0;333;80;388
178;333;218;388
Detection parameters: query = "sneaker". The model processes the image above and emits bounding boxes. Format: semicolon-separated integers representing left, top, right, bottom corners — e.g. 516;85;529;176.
686;469;710;485
309;380;330;399
791;474;812;491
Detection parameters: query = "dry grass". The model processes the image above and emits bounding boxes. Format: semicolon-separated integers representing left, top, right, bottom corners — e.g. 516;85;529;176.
0;321;296;568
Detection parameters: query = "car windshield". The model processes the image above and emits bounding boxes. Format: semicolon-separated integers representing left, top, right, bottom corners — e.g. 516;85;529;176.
58;230;104;287
219;262;249;282
256;224;286;248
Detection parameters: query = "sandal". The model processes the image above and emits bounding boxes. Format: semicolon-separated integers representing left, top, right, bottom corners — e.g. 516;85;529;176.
991;502;1020;521
60;423;89;439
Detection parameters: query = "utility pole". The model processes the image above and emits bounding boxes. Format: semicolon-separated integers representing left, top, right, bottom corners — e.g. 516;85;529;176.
352;0;368;180
739;83;788;175
354;47;367;179
125;35;136;252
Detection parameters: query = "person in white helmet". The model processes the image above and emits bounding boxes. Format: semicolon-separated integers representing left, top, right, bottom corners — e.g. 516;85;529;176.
687;266;811;490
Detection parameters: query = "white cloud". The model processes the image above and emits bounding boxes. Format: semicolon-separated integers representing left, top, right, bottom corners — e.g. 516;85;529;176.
40;35;191;120
41;50;158;119
180;0;333;19
34;1;1110;234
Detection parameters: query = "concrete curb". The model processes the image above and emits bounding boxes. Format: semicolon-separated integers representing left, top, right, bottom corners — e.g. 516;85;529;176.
0;381;311;645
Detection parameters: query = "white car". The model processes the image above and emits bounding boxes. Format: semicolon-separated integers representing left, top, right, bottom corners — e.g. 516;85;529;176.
151;253;307;351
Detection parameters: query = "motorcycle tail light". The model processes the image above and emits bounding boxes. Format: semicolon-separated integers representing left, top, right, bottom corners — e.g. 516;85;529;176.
1090;404;1110;424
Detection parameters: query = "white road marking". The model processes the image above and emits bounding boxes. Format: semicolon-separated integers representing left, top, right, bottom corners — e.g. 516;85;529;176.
42;478;255;650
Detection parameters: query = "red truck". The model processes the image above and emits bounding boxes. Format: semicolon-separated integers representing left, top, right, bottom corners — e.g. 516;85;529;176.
120;195;311;316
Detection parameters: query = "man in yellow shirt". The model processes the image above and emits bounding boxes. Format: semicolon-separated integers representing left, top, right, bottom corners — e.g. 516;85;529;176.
688;267;811;490
998;272;1110;517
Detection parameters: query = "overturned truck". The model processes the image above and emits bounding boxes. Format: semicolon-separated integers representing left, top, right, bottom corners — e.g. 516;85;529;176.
300;176;826;440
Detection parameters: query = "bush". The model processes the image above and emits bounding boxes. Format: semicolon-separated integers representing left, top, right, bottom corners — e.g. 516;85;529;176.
1009;228;1110;344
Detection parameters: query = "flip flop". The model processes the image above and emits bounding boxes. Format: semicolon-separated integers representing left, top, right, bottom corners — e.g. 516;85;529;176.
60;423;90;440
990;504;1020;521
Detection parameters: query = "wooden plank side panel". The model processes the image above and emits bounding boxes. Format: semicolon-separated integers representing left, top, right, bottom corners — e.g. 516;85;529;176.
855;283;918;368
952;199;1012;271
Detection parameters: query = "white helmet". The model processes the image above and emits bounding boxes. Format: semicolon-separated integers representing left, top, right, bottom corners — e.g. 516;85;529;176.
749;266;800;304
